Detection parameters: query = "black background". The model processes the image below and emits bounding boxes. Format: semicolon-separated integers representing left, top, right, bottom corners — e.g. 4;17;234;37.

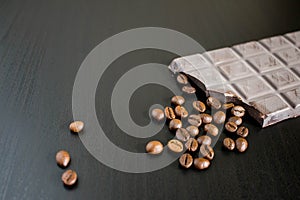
0;0;300;199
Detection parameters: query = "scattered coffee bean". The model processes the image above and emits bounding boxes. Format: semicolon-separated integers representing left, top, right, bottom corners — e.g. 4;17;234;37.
146;140;164;154
56;150;71;168
236;137;248;152
167;139;184;153
164;107;175;120
225;121;238;132
151;108;165;121
228;116;243;126
204;124;219;136
199;145;214;160
69;121;84;133
185;138;198;152
200;113;213;124
176;128;190;142
193;101;206;112
177;74;188;84
61;169;77;186
206;96;221;109
175;106;189;118
171;95;185;106
186;125;199;137
169;119;182;131
222;103;235;109
237;126;249;138
179;153;193;168
182;86;196;94
231;106;245;117
188;114;202;127
213;111;226;124
223;138;235;150
194;158;210;170
197;135;212;146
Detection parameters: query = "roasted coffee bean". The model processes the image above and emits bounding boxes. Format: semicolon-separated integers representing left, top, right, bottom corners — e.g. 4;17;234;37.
193;101;206;112
206;96;221;109
194;158;210;170
167;139;184;153
199;145;214;160
223;138;235;150
185;138;198;152
213;111;226;124
222;103;235;109
179;153;193;168
169;119;182;131
69;121;84;133
188;114;202;127
197;135;212;146
225;121;238;132
146;141;164;154
56;150;71;168
186;125;199;137
151;108;165;121
231;106;245;117
228;116;243;126
204;124;219;136
200;113;213;124
236;137;248;152
171;95;185;106
176;128;190;142
164;107;175;120
182;86;196;94
237;126;249;138
175;106;189;118
177;74;188;84
61;170;77;186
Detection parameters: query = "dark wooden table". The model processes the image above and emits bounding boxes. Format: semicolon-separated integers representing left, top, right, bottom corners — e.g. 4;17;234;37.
0;0;300;199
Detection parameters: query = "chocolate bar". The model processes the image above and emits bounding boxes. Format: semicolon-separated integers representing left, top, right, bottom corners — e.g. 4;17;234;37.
169;30;300;127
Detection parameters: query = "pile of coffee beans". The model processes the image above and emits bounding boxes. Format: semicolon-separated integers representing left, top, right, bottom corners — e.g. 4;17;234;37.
146;73;250;171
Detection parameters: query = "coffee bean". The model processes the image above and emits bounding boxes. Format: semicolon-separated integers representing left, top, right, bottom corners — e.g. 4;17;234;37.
171;95;185;106
206;96;221;109
236;137;248;152
185;138;198;152
194;158;210;170
223;138;235;150
197;135;212;146
169;119;182;131
151;108;165;121
167;139;184;153
204;124;219;136
188;114;202;127
177;74;188;84
186;125;199;137
61;170;77;186
179;153;193;168
69;121;84;133
175;106;189;118
164;107;175;120
213;111;226;124
222;103;235;109
176;128;190;142
225;121;238;132
193;101;206;112
231;106;245;117
182;86;196;94
200;113;212;124
56;150;71;168
146;141;164;154
237;126;249;138
199;145;214;160
228;116;243;126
